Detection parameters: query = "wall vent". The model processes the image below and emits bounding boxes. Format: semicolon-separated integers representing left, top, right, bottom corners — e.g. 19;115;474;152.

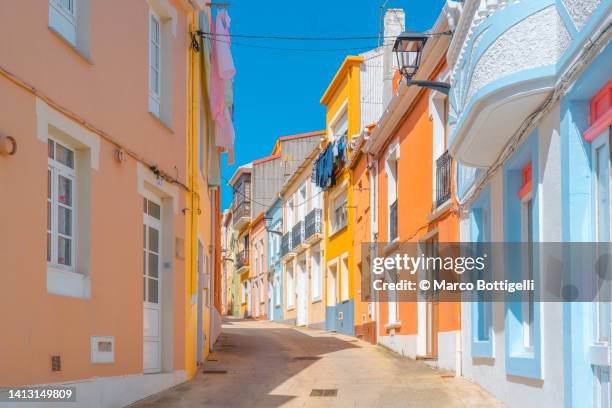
51;355;61;371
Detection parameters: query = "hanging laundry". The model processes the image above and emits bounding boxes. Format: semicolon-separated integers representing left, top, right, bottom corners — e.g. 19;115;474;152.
210;9;236;164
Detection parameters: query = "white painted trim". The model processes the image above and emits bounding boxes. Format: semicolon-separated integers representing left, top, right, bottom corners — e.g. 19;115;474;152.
136;162;179;214
47;266;91;298
328;99;349;141
36;98;100;170
146;0;177;37
0;370;186;408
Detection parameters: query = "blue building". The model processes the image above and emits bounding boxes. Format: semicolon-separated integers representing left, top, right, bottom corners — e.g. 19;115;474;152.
447;0;611;407
266;197;284;322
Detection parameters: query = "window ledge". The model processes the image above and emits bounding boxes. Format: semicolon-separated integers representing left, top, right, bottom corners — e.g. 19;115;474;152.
48;26;93;65
47;267;91;299
328;224;348;239
311;297;322;303
384;321;402;330
286;306;295;311
427;200;452;222
148;111;174;134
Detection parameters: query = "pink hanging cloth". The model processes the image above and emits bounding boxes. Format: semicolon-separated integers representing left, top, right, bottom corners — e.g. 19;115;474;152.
210;9;236;164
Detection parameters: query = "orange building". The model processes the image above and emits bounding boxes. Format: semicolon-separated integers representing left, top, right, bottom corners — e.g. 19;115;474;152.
363;13;460;372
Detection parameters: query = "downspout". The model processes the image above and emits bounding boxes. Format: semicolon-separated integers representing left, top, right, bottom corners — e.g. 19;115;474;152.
188;14;200;373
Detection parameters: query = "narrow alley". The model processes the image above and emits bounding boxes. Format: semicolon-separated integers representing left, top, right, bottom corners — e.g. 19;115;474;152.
132;319;502;408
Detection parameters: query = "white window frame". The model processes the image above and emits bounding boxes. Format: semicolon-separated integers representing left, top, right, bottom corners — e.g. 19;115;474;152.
241;280;247;304
274;277;281;306
47;139;77;273
340;254;349;302
311;249;322;301
49;0;77;45
330;187;348;235
520;191;535;352
149;10;162;117
385;142;400;242
287;266;295;309
329;101;349;142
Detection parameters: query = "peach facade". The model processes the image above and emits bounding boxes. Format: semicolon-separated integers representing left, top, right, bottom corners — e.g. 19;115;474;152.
0;0;217;405
249;213;268;320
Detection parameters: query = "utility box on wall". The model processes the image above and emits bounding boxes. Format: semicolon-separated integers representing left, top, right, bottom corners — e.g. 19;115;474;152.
91;336;114;364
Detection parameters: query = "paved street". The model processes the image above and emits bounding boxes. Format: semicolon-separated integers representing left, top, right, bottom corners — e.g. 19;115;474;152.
131;318;502;408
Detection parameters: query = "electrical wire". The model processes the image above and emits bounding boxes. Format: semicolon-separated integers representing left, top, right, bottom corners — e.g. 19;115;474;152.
204;35;385;53
199;31;400;41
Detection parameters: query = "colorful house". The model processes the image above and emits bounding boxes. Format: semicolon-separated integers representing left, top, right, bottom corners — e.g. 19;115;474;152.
249;212;268;320
318;9;403;336
279;145;326;328
228;163;252;318
0;0;220;404
266;198;284;322
448;0;611;406
363;5;461;371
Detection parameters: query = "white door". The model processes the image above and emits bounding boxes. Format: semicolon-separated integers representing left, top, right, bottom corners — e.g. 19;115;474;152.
143;196;162;373
268;282;274;320
247;279;252;317
297;260;308;326
254;280;259;317
592;128;612;408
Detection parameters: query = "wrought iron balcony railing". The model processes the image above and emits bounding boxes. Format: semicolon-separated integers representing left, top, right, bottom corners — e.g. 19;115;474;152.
435;150;452;208
232;200;251;225
390;200;398;241
281;231;292;257
292;221;304;248
236;248;249;270
304;208;322;240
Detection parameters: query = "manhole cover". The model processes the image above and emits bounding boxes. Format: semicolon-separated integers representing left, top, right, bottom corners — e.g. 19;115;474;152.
202;369;228;374
293;356;321;361
310;389;338;397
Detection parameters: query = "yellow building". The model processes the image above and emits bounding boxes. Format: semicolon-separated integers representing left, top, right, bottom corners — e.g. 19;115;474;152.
319;56;363;336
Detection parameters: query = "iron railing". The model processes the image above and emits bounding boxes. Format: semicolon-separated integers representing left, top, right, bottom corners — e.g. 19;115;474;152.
281;231;292;257
292;221;304;248
304;208;323;240
435;150;452;208
236;248;249;270
232;200;251;225
390;200;398;241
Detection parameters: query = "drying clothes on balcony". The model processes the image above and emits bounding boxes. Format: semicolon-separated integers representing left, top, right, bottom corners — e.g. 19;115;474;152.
311;135;348;190
210;9;236;164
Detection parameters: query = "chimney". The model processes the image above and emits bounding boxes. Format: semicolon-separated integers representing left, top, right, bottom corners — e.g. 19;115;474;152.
382;9;405;108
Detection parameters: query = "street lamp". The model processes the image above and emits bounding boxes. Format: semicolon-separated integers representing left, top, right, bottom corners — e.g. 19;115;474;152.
393;31;452;95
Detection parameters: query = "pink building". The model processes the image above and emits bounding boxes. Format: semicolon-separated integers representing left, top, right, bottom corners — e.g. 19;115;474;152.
0;0;210;405
249;213;268;320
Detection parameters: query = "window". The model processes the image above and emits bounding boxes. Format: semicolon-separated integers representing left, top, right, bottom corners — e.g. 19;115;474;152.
311;249;321;300
287;197;294;230
274;277;281;306
331;190;348;234
340;256;349;302
241;281;247;304
259;277;264;303
149;12;161;117
260;239;264;274
594;131;611;344
48;0;91;58
48;139;76;271
49;0;76;44
146;1;176;127
385;144;399;241
287;267;294;308
331;109;348;142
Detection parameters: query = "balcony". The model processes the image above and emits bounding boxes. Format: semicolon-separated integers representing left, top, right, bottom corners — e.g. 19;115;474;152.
434;151;451;209
281;231;295;260
389;200;398;241
236;248;249;273
292;221;305;252
304;208;323;244
232;200;251;231
447;2;577;166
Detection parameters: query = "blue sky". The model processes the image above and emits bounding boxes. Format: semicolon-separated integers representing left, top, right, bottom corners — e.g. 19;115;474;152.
219;0;446;210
